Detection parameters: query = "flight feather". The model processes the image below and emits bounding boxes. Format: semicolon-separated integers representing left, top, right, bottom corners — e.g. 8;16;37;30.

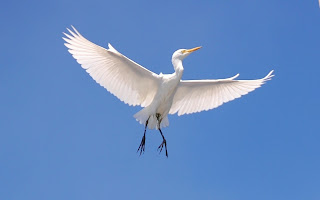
63;26;160;107
169;70;274;115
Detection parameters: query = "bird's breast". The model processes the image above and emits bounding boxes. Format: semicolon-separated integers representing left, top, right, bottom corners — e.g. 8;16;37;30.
153;75;180;115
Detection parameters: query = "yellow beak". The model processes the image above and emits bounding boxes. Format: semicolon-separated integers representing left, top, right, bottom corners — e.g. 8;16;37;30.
184;46;202;53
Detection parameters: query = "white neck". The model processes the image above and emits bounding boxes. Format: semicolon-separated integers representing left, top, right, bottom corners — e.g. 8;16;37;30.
172;59;184;78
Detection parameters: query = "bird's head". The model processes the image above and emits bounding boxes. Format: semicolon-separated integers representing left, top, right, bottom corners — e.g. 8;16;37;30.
171;46;201;72
172;46;202;62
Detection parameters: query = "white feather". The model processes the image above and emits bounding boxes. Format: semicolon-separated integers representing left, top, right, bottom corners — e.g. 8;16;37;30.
169;70;274;115
63;26;160;107
63;27;274;131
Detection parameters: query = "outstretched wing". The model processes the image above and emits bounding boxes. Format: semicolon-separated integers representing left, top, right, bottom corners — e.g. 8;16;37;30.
63;26;160;107
169;70;274;116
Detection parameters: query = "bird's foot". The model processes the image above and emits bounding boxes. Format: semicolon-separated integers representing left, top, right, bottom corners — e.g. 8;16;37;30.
137;134;146;156
157;138;168;157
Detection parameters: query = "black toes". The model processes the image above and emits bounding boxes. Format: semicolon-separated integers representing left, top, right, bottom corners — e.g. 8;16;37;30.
157;139;168;157
137;134;146;155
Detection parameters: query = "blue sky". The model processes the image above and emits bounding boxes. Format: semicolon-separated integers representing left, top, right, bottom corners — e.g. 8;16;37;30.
1;0;320;199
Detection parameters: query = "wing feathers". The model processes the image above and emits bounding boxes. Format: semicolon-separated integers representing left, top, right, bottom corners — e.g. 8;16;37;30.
64;27;274;115
63;27;160;107
170;70;274;116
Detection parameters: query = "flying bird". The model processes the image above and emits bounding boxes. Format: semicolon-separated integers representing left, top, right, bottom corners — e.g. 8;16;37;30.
63;26;274;157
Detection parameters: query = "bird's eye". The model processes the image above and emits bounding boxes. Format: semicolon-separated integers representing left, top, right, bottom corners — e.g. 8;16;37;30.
181;50;186;54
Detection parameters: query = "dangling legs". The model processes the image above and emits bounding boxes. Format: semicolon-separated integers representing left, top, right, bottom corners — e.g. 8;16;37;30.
137;118;149;155
156;113;168;157
157;128;168;157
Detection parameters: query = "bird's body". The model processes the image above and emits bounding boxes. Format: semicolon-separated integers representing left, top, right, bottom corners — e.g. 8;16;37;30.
63;26;274;157
134;66;183;129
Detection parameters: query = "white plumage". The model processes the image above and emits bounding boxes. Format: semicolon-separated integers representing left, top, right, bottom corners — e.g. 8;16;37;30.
170;70;273;116
63;28;159;108
63;26;274;156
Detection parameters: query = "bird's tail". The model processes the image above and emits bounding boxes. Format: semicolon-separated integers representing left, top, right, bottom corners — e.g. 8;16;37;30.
134;108;169;129
134;107;151;127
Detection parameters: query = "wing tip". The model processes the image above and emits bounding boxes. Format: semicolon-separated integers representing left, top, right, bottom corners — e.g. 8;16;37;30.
231;73;240;80
64;25;82;38
263;70;275;81
71;25;81;36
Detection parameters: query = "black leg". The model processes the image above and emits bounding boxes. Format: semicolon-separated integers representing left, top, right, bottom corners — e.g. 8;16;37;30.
157;128;168;157
137;119;148;155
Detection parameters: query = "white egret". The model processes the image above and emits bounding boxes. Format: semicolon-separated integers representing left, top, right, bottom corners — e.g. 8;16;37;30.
63;26;274;157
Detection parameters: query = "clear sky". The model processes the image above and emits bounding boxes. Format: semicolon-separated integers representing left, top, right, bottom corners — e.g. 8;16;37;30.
1;1;320;200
